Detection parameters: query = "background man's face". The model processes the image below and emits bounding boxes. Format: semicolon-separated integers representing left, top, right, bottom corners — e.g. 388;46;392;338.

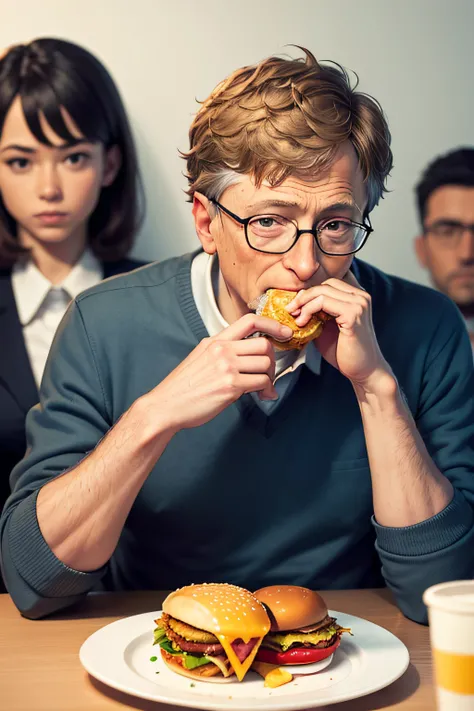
415;185;474;313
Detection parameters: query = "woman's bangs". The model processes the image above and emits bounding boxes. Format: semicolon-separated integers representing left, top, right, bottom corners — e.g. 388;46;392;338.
20;78;109;146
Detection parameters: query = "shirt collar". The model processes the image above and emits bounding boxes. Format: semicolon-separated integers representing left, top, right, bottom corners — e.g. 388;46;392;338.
61;248;103;300
11;248;103;326
201;252;321;377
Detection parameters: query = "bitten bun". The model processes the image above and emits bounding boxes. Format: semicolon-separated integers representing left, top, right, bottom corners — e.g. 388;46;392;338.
254;585;328;632
260;289;332;351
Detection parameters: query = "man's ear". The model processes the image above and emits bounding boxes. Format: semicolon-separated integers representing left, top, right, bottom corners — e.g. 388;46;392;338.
414;234;428;268
102;145;122;187
193;192;217;255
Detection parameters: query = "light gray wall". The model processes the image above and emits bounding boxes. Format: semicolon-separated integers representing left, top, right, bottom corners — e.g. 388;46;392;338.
1;0;473;286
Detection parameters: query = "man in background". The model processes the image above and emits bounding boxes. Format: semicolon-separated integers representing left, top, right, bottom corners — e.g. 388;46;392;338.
415;148;474;354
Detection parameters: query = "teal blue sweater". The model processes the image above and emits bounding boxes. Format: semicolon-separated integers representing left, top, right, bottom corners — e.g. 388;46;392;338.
1;253;473;621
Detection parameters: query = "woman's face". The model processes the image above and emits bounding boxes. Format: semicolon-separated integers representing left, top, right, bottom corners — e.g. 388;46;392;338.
0;96;119;249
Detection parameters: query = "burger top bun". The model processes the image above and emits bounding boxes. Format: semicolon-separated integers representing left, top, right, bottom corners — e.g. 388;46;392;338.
162;583;270;638
254;585;328;632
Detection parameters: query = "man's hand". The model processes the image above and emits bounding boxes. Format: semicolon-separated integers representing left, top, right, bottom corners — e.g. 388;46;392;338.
146;314;293;432
285;270;391;388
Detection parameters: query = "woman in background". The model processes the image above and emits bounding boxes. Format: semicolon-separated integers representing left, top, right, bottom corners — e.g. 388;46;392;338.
0;38;148;554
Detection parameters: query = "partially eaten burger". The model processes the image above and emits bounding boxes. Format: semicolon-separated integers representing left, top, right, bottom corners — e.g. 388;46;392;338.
254;585;351;666
153;583;271;682
252;288;333;351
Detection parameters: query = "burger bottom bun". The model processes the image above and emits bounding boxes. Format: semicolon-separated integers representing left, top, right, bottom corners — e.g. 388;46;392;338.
161;656;236;684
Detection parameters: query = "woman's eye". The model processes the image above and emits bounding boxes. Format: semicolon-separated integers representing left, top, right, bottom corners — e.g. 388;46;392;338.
65;152;89;167
6;157;30;171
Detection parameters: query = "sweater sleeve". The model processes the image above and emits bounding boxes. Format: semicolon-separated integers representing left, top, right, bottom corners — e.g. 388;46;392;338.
0;300;110;618
373;299;474;624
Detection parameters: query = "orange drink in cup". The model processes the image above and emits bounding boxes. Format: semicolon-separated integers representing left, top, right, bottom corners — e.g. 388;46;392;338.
423;581;474;710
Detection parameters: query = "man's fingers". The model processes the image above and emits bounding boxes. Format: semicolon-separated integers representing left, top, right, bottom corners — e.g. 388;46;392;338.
287;285;363;316
234;337;275;356
239;374;277;400
238;355;276;381
286;274;368;311
323;277;366;295
295;294;364;327
219;313;293;342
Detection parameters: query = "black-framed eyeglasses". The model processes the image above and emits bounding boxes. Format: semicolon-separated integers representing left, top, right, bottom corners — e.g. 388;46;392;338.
210;199;373;256
424;220;474;247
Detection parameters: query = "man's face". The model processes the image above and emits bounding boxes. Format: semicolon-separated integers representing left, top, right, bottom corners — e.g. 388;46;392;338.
415;185;474;311
196;141;368;323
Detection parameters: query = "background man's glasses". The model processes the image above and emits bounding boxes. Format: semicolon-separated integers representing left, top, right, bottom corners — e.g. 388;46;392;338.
424;220;474;247
211;199;373;256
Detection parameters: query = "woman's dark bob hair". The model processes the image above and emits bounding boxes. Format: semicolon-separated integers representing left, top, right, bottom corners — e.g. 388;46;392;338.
0;38;144;267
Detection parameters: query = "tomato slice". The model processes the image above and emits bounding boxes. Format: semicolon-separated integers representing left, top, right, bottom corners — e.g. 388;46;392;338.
256;638;341;665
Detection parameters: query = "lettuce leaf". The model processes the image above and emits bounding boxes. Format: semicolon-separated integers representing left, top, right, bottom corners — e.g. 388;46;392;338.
158;638;181;655
183;655;212;670
155;634;212;670
153;627;167;646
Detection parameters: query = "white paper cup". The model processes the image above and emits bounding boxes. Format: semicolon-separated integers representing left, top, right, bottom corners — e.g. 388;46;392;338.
423;581;474;710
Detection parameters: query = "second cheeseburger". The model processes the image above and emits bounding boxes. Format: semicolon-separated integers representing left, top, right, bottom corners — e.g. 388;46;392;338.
254;585;350;665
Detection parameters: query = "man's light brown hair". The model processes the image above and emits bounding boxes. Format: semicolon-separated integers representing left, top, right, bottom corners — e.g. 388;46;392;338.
183;47;392;214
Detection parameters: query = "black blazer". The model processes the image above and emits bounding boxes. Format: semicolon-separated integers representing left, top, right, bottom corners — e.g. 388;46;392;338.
0;258;148;513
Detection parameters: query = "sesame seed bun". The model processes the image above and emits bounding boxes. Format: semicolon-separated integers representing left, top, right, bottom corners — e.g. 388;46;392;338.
162;583;270;638
254;585;328;632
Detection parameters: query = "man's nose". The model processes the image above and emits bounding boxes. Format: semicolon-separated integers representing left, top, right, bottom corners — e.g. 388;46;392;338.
37;164;62;202
458;228;474;263
282;232;320;282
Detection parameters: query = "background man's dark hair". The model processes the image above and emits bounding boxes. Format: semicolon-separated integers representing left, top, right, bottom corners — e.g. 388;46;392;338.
416;147;474;225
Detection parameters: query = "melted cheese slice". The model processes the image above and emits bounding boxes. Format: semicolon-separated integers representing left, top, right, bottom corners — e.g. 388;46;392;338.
217;635;264;682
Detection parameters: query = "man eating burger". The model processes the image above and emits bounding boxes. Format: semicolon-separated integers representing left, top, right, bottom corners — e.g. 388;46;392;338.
1;47;473;625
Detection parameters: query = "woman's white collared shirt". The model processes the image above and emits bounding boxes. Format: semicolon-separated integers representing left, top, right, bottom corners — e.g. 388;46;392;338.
11;249;103;388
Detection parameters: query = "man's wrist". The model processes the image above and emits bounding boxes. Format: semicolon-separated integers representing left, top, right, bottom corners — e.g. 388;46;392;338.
351;366;399;405
128;394;179;449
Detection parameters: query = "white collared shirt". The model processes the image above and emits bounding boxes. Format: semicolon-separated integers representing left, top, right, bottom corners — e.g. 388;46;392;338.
191;251;321;413
11;249;103;388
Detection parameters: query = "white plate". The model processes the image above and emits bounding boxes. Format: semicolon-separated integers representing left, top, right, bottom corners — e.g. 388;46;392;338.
79;609;409;710
280;655;334;675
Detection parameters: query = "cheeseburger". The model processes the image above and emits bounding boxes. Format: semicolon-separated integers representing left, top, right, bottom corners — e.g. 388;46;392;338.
254;585;350;666
252;288;333;351
153;583;270;682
